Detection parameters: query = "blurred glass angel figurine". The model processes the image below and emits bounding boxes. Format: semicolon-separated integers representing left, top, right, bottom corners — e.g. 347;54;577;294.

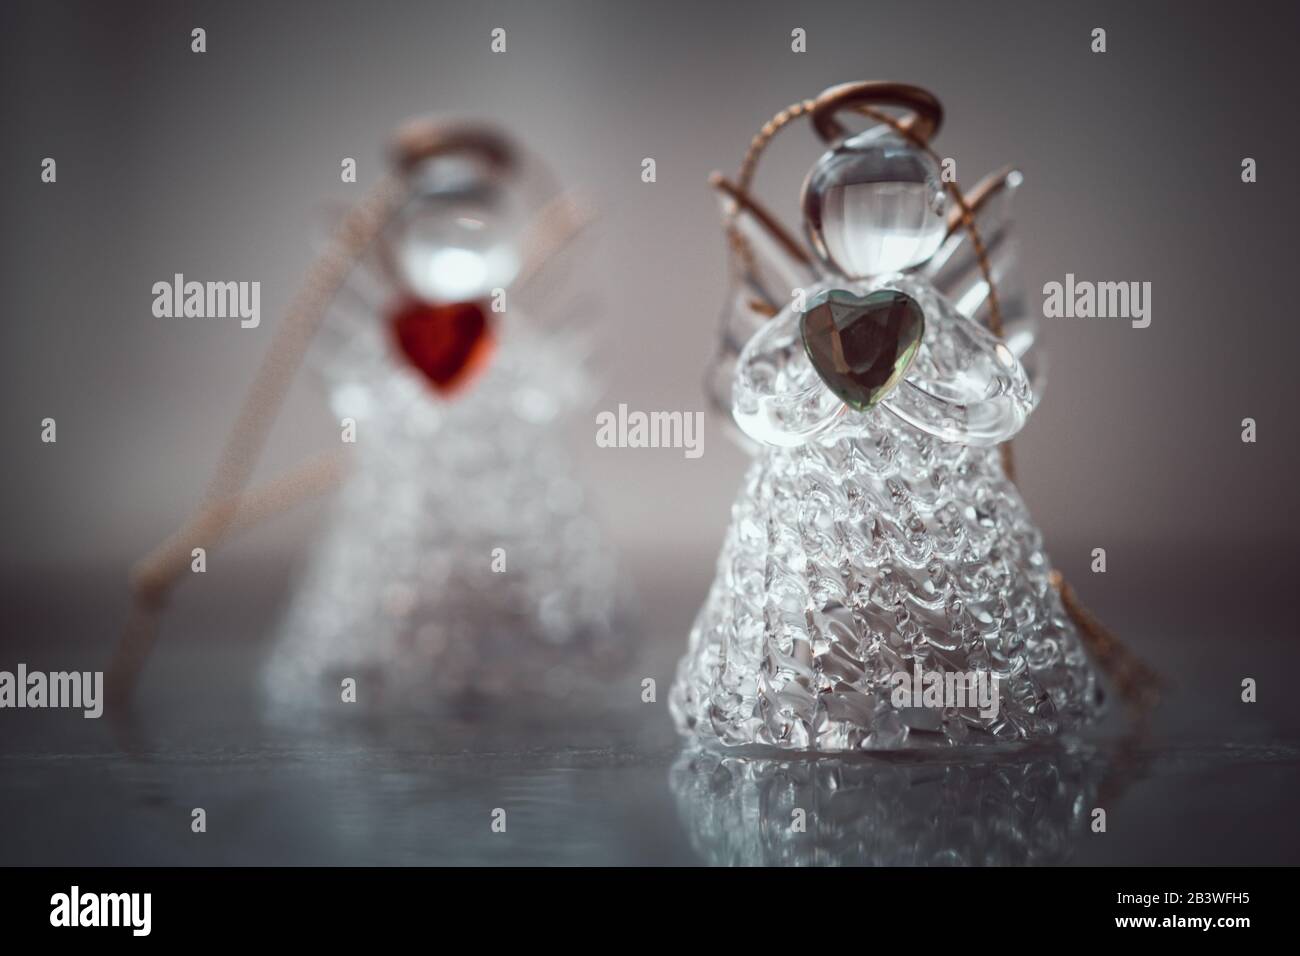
265;120;635;710
673;82;1154;751
118;119;630;712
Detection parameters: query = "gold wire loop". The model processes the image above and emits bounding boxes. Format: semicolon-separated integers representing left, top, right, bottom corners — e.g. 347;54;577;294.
709;172;812;269
717;98;817;286
945;165;1020;239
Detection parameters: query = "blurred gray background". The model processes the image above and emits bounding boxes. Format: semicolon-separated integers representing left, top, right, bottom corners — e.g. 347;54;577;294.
3;0;1298;574
1;0;1298;866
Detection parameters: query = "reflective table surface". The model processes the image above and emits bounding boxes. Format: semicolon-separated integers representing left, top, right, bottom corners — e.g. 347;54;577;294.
3;551;1298;866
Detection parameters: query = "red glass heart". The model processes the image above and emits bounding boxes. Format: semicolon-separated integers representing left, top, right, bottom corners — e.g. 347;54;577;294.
390;299;494;393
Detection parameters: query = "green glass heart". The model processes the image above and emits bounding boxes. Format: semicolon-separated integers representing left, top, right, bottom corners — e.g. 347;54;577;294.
799;288;925;411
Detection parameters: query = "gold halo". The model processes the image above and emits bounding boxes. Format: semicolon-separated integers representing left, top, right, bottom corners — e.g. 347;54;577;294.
389;118;518;175
810;81;944;146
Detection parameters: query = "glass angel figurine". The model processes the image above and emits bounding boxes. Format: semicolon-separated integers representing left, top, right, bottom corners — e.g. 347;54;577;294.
672;83;1107;750
263;119;630;711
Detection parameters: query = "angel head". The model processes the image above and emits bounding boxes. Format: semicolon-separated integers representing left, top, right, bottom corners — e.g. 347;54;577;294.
313;119;597;441
708;82;1042;451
